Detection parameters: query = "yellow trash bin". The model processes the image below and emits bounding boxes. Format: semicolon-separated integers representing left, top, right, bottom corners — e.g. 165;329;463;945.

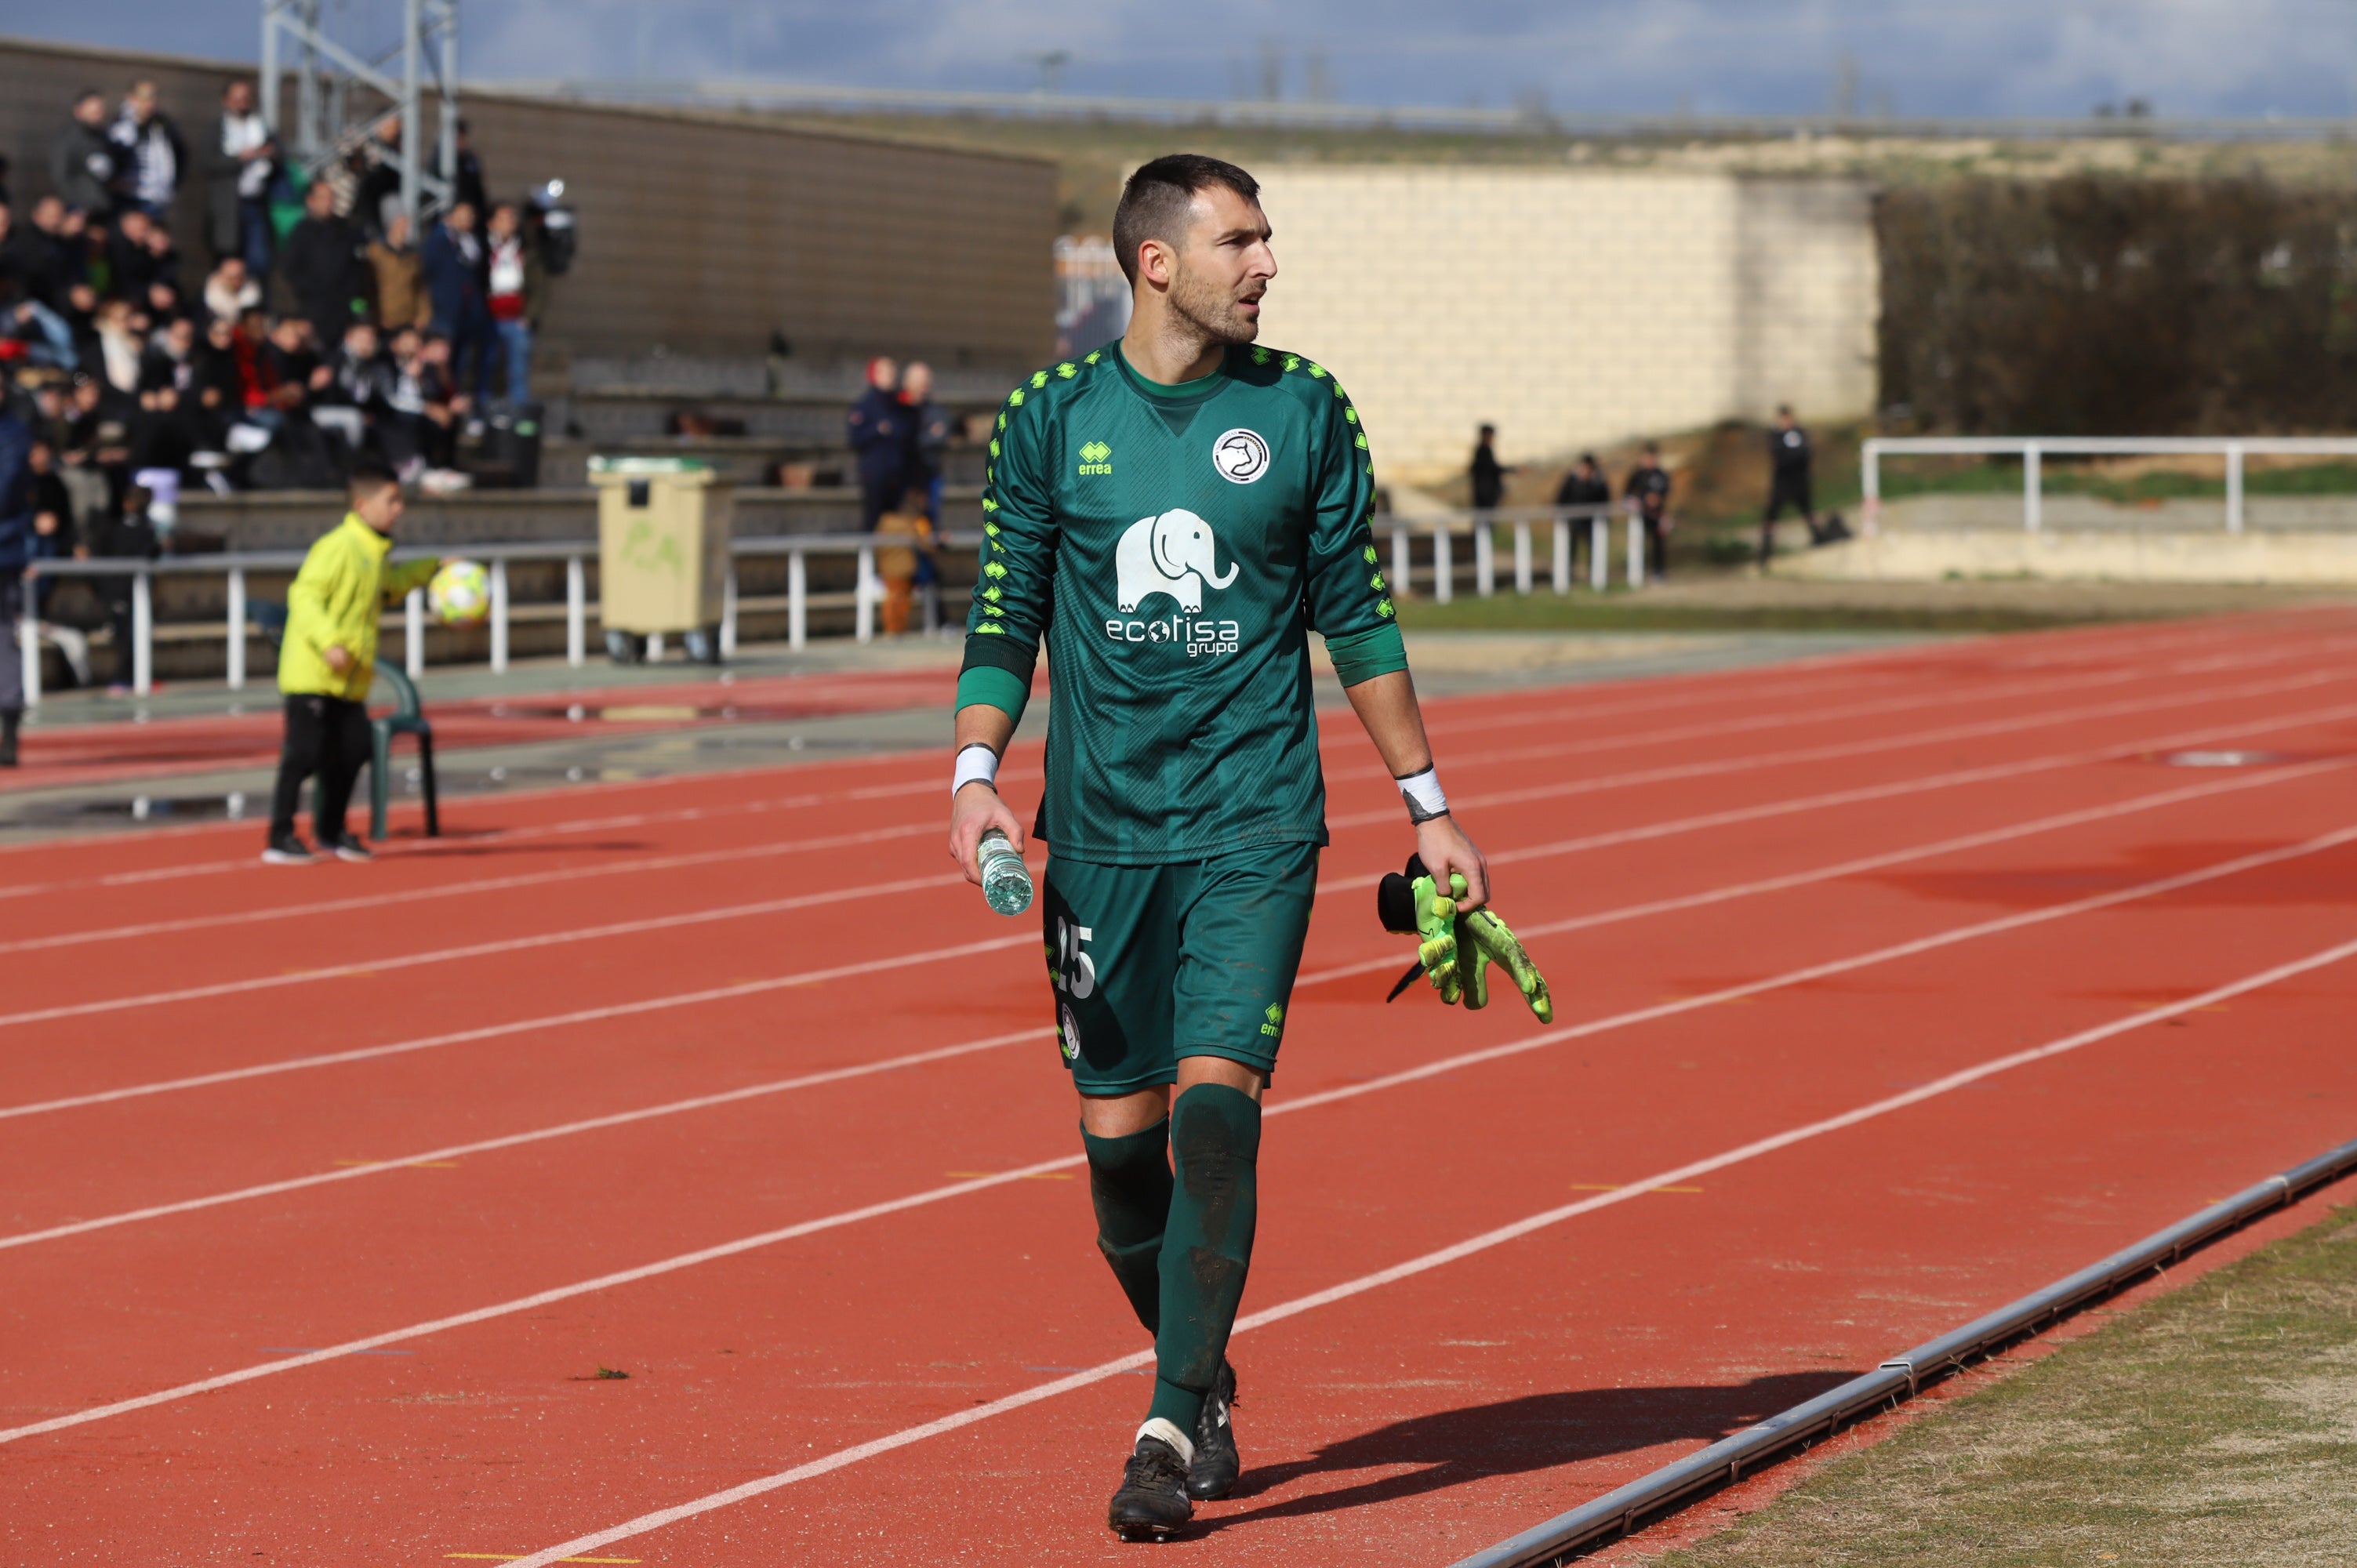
589;456;733;662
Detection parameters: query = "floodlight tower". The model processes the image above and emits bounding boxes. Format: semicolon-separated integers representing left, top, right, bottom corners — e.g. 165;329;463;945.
260;0;460;223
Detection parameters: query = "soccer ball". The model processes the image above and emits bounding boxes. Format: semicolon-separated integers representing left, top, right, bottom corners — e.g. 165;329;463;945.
430;559;491;626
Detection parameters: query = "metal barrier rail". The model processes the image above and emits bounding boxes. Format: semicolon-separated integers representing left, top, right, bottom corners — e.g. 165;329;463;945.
1861;436;2357;535
13;507;1633;706
1451;1130;2357;1568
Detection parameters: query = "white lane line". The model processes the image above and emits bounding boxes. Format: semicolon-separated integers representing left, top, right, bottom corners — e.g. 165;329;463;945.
1299;755;2355;987
0;1028;1051;1253
492;928;2357;1567
0;934;1036;1123
14;690;2357;1120
1334;665;2353;829
0;649;2210;954
15;662;2351;1032
5;757;2338;1254
6;825;2347;1448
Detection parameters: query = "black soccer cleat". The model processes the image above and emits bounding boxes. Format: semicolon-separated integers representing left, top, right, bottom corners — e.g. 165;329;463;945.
260;833;318;866
322;835;375;864
1108;1428;1194;1541
1187;1360;1241;1500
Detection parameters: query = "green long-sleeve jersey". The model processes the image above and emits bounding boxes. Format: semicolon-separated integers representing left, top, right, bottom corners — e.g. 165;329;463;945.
956;340;1409;864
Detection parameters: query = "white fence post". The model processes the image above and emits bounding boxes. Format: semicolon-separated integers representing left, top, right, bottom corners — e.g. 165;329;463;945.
17;587;38;708
2225;442;2245;534
1591;516;1608;591
1390;524;1411;599
1626;514;1645;588
132;568;153;696
1553;517;1571;593
565;554;586;667
721;557;739;656
1433;528;1454;604
2023;442;2042;533
488;557;509;673
1513;521;1533;593
1474;521;1494;597
855;544;877;644
225;566;245;691
1861;439;1881;539
788;549;808;651
405;586;424;678
648;632;666;662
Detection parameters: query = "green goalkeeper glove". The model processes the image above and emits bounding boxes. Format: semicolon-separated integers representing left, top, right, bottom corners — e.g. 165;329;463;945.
1454;899;1553;1022
1377;859;1553;1022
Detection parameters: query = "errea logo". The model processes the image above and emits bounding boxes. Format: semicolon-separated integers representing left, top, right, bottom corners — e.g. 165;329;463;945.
1077;441;1113;477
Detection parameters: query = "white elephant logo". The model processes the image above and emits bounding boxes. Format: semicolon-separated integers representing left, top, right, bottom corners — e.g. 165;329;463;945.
1115;508;1238;613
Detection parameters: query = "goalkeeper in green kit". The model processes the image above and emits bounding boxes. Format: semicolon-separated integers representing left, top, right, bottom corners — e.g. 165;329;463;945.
945;154;1551;1541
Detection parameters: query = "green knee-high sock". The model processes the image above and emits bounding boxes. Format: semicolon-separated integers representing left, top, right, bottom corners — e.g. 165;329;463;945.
1082;1119;1173;1335
1146;1083;1262;1433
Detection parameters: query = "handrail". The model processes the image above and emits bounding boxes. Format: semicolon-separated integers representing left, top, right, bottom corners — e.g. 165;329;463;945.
1861;435;2357;536
12;509;1636;705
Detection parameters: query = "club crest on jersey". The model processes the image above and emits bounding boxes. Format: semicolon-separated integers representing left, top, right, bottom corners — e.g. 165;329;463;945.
1213;427;1271;485
1114;508;1237;613
1059;1004;1082;1062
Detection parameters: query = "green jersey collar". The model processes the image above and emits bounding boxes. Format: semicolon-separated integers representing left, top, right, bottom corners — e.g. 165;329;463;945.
1112;337;1230;406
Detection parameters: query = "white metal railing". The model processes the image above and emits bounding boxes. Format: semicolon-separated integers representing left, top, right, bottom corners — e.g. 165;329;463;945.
14;508;1644;707
1861;436;2357;536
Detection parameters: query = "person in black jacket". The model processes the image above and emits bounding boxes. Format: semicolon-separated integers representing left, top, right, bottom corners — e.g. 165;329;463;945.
1553;452;1611;579
1761;404;1816;564
278;180;372;345
109;82;188;223
847;356;910;532
202;79;278;276
1469;423;1511;512
49;91;116;216
1624;442;1673;580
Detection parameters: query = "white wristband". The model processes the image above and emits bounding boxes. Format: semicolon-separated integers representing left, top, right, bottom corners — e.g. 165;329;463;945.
1396;766;1448;823
952;742;1001;797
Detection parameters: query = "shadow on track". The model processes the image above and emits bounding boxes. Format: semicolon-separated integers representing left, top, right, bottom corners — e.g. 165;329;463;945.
1195;1373;1856;1534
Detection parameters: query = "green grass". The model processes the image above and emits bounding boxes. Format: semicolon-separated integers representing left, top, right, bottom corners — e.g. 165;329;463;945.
1655;1199;2357;1568
1879;459;2357;505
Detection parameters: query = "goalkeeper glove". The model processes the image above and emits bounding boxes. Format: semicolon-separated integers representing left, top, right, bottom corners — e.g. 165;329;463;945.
1377;857;1553;1022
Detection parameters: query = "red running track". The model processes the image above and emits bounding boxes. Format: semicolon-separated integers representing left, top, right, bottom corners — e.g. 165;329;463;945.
5;606;2357;1565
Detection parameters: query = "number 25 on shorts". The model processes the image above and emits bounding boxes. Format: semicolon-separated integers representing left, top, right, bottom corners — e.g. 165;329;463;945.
1051;916;1098;999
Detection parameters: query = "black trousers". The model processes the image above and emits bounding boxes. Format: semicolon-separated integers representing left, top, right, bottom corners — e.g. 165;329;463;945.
270;693;372;844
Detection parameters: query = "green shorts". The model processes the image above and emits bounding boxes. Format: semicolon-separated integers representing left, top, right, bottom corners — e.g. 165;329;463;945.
1040;842;1320;1096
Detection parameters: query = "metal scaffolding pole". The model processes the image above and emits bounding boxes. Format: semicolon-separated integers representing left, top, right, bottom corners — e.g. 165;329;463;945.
260;0;459;223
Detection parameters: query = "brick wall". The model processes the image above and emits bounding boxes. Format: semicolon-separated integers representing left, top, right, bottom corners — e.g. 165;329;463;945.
1250;166;1876;481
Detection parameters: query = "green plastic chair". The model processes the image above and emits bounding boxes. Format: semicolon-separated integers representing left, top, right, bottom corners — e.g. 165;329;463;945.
311;662;440;842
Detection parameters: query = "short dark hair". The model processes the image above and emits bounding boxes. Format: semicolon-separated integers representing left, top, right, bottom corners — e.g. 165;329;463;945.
349;460;401;500
1111;154;1261;285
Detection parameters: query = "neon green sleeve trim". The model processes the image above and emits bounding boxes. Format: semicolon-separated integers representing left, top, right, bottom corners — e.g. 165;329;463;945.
955;664;1031;723
1326;622;1409;688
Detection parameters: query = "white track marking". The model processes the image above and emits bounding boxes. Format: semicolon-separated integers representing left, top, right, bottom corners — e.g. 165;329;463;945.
0;1029;1051;1252
1300;756;2355;987
5;826;2347;1448
14;761;2336;1252
0;934;1035;1122
13;690;2357;1119
12;664;2350;1030
487;928;2357;1568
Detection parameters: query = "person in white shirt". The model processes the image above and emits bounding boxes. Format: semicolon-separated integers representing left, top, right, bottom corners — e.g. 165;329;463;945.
202;79;278;276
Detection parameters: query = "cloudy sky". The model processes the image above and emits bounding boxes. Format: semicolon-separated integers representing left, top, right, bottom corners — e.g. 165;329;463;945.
13;0;2357;118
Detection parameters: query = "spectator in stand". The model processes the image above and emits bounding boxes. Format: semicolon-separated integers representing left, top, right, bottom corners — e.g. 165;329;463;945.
900;359;950;523
382;327;463;477
314;318;394;459
0;204;78;371
51;90;117;216
110;81;187;223
445;119;488;219
1623;441;1674;580
483;201;543;405
1469;423;1511;513
93;299;143;393
202;255;263;324
279;179;371;345
105;209;164;303
90;481;160;692
349;117;405;240
260;314;331;411
1760;404;1816;564
21;198;78;309
132;314;201;475
187;312;245;448
421;201;491;405
140;221;183;303
1553;452;1611;579
847;355;907;532
64;370;134;505
202;79;278;278
367;211;430;332
0;401;31;763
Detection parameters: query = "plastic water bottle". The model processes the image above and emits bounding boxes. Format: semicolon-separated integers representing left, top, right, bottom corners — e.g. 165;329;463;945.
978;829;1034;916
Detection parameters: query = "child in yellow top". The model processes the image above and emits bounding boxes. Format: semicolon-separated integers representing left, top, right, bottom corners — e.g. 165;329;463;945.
263;463;440;864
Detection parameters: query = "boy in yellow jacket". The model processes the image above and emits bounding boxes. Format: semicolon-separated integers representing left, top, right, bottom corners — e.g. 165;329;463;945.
263;463;441;864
